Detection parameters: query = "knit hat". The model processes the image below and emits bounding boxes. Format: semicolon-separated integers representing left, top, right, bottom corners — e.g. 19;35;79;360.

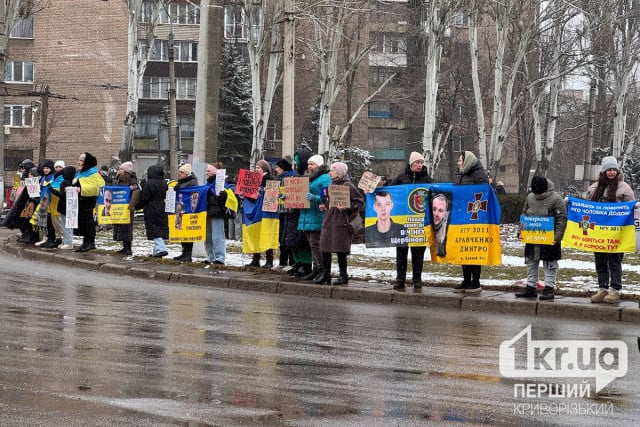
179;163;192;176
276;157;293;172
331;162;348;178
308;154;324;167
20;159;33;168
600;156;619;173
409;151;425;166
256;159;271;174
54;160;65;169
207;164;218;175
530;176;548;195
119;161;133;173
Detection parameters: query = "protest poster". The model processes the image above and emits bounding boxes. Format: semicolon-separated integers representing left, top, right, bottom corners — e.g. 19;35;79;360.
25;177;40;198
284;177;310;209
262;180;279;213
97;186;131;225
235;169;263;199
215;168;226;194
168;185;208;243
358;171;381;194
65;187;79;229
328;185;350;209
165;188;176;213
520;215;555;245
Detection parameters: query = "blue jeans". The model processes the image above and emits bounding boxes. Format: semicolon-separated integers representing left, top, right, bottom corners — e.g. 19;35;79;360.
205;217;226;263
60;215;74;245
153;237;167;255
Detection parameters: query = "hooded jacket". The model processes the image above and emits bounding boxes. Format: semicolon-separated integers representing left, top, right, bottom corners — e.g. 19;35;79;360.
521;179;567;261
136;165;169;240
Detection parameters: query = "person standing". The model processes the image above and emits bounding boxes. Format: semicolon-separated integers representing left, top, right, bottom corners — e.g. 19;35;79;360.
515;176;567;300
273;156;298;271
453;151;488;293
73;152;105;252
173;164;199;262
587;156;634;304
389;151;433;290
111;161;138;256
314;162;365;285
298;154;331;281
204;163;228;266
244;159;275;269
54;166;77;250
136;165;169;257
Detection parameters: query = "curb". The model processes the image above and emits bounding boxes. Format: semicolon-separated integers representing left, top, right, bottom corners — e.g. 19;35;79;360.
2;239;639;324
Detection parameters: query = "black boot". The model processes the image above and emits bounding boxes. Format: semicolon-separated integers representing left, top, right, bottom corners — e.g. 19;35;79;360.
313;252;331;285
181;243;193;262
394;247;407;289
294;263;312;277
411;246;425;288
262;249;274;269
302;266;319;281
117;241;132;256
245;253;260;267
333;253;348;285
539;286;555;301
287;262;301;276
515;286;538;298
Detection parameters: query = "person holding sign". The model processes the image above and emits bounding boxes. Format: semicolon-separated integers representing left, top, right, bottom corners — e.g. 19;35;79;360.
136;165;169;257
173;164;199;262
315;162;365;285
204;163;228;266
586;156;635;304
389;151;433;290
515;176;567;300
244;159;275;269
72;152;105;252
112;161;138;256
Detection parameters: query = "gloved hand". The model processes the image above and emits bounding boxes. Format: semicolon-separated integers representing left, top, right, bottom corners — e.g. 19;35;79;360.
305;192;316;201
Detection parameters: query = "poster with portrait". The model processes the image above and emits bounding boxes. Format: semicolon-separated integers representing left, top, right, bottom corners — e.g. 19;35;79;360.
97;186;131;225
364;184;431;248
168;184;208;243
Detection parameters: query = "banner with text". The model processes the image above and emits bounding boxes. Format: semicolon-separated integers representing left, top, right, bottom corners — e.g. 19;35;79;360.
168;185;208;243
97;186;131;225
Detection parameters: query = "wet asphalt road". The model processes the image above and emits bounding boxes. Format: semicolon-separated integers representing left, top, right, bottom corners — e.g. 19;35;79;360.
0;251;639;426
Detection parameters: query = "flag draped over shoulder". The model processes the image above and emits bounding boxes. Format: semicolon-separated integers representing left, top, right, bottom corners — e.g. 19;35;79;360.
561;196;636;253
424;183;502;265
242;191;279;253
168;185;208;243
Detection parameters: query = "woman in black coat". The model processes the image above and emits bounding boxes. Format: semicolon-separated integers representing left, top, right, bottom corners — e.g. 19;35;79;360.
136;165;169;257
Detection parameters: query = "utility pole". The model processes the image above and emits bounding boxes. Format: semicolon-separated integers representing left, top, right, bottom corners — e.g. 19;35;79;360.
281;0;296;159
38;86;50;163
168;29;178;180
193;0;223;165
0;0;6;184
583;79;597;190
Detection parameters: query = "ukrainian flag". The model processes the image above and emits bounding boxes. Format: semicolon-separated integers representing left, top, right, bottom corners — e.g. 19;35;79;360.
242;191;279;253
424;183;502;265
561;197;636;253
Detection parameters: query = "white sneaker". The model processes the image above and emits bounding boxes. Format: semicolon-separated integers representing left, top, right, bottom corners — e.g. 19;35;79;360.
34;238;47;247
59;244;74;250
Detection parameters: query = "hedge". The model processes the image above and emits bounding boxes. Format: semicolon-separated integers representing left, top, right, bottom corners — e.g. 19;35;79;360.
497;194;527;224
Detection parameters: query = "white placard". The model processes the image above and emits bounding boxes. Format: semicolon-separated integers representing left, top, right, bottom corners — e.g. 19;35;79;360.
165;188;176;213
215;169;226;194
25;177;40;198
65;187;79;229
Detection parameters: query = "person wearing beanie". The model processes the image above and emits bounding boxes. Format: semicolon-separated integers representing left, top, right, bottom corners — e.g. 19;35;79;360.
173;163;198;262
314;161;365;286
586;156;634;304
272;156;299;272
453;151;489;293
72;152;105;252
275;157;293;172
204;163;228;266
110;160;139;256
298;154;331;281
36;160;61;249
54;160;65;171
388;150;434;290
255;159;271;177
515;176;566;300
46;160;68;248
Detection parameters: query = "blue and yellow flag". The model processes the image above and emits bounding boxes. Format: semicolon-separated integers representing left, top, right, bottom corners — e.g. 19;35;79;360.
97;186;131;225
242;190;279;253
520;215;555;245
424;183;502;265
364;184;432;248
168;185;208;243
561;196;636;253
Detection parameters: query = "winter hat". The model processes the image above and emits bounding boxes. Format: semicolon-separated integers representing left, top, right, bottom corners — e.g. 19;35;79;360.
331;162;348;178
29;167;39;177
600;156;619;173
308;154;324;167
256;159;271;174
54;160;65;169
276;157;293;171
207;164;218;175
119;161;133;173
409;151;425;166
530;176;548;195
20;158;33;168
179;163;192;176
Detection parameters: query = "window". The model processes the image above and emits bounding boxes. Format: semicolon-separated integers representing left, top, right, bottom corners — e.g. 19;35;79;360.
5;60;34;83
175;41;198;62
452;12;470;28
11;16;33;38
135;113;160;138
3;105;34;127
5;149;33;171
368;101;392;119
177;116;194;137
160;3;200;25
224;6;262;41
140;40;198;62
371;32;406;54
140;1;157;23
140;77;197;100
370;67;398;86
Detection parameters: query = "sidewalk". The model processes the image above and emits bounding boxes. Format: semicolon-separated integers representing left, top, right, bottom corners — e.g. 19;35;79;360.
1;227;639;324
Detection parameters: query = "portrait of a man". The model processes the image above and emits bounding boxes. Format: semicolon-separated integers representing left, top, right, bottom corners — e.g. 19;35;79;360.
365;190;407;248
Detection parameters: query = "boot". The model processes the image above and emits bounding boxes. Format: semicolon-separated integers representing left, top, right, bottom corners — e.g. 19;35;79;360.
181;245;192;263
262;249;274;269
410;246;425;287
515;285;537;298
454;266;473;293
395;247;407;290
333;253;348;285
313;253;332;285
302;266;319;281
245;253;261;267
117;241;132;256
539;286;554;301
294;263;312;278
287;262;301;276
603;289;620;304
467;266;482;293
590;288;608;303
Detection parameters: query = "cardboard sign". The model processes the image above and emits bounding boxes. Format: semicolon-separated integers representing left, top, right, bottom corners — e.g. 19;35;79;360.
328;184;350;209
358;171;381;193
25;177;40;198
284;177;310;209
262;180;280;213
235;169;263;199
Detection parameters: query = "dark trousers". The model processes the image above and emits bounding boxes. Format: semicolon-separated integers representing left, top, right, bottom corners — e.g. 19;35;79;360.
594;252;623;290
462;265;482;286
396;246;426;283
